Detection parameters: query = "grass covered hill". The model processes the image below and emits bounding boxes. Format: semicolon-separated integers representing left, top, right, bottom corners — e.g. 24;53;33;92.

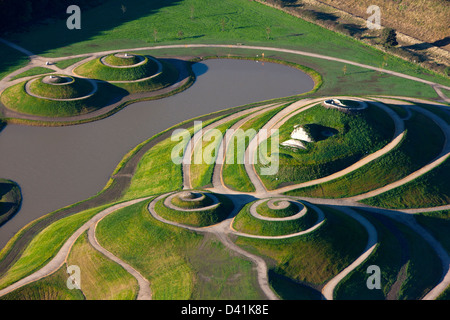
259;102;395;189
28;75;94;99
0;77;123;117
74;54;159;81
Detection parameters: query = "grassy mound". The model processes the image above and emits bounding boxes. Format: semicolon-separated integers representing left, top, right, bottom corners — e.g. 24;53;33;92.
258;102;395;189
0;80;125;117
74;54;159;81
256;200;300;218
232;201;318;237
235;206;367;286
104;53;142;66
28;75;93;99
170;191;215;209
155;192;233;227
0;267;84;300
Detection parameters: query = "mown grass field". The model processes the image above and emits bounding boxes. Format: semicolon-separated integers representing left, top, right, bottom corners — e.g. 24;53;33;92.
0;266;84;300
260;102;394;190
54;57;89;69
96;199;262;299
67;231;138;300
4;0;448;88
287;108;445;199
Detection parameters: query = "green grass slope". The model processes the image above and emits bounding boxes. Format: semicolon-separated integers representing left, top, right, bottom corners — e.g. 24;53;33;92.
260;102;394;190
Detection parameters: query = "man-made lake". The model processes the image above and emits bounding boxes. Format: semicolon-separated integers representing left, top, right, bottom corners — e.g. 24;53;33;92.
0;58;314;248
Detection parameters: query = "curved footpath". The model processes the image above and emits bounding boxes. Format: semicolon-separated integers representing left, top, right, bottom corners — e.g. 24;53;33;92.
264;98;406;195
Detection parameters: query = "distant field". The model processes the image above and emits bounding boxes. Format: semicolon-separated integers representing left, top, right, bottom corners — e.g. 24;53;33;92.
3;0;449;89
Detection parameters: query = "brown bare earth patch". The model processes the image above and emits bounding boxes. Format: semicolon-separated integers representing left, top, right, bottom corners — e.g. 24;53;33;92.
314;0;449;48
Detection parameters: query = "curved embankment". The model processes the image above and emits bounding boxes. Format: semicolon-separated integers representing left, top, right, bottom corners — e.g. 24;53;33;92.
320;207;378;300
0;198;153;300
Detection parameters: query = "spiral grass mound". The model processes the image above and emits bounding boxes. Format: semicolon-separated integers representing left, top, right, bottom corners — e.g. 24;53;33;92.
256;199;300;218
74;53;160;82
154;190;233;227
0;73;119;117
28;75;94;99
232;198;322;237
103;53;144;66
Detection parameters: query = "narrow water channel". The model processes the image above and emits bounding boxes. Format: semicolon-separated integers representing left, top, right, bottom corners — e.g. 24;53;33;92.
0;58;314;248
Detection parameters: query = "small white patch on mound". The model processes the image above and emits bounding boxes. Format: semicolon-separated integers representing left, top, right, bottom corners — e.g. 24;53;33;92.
281;139;306;149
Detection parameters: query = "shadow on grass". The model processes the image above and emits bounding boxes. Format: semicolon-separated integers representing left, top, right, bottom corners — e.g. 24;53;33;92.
269;269;324;300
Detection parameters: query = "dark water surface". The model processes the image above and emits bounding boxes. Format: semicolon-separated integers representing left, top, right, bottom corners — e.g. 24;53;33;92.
0;58;314;248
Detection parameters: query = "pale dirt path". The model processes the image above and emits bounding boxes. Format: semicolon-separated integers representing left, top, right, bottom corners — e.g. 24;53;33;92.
321;206;378;300
229;201;325;240
24;77;98;101
0;197;152;299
